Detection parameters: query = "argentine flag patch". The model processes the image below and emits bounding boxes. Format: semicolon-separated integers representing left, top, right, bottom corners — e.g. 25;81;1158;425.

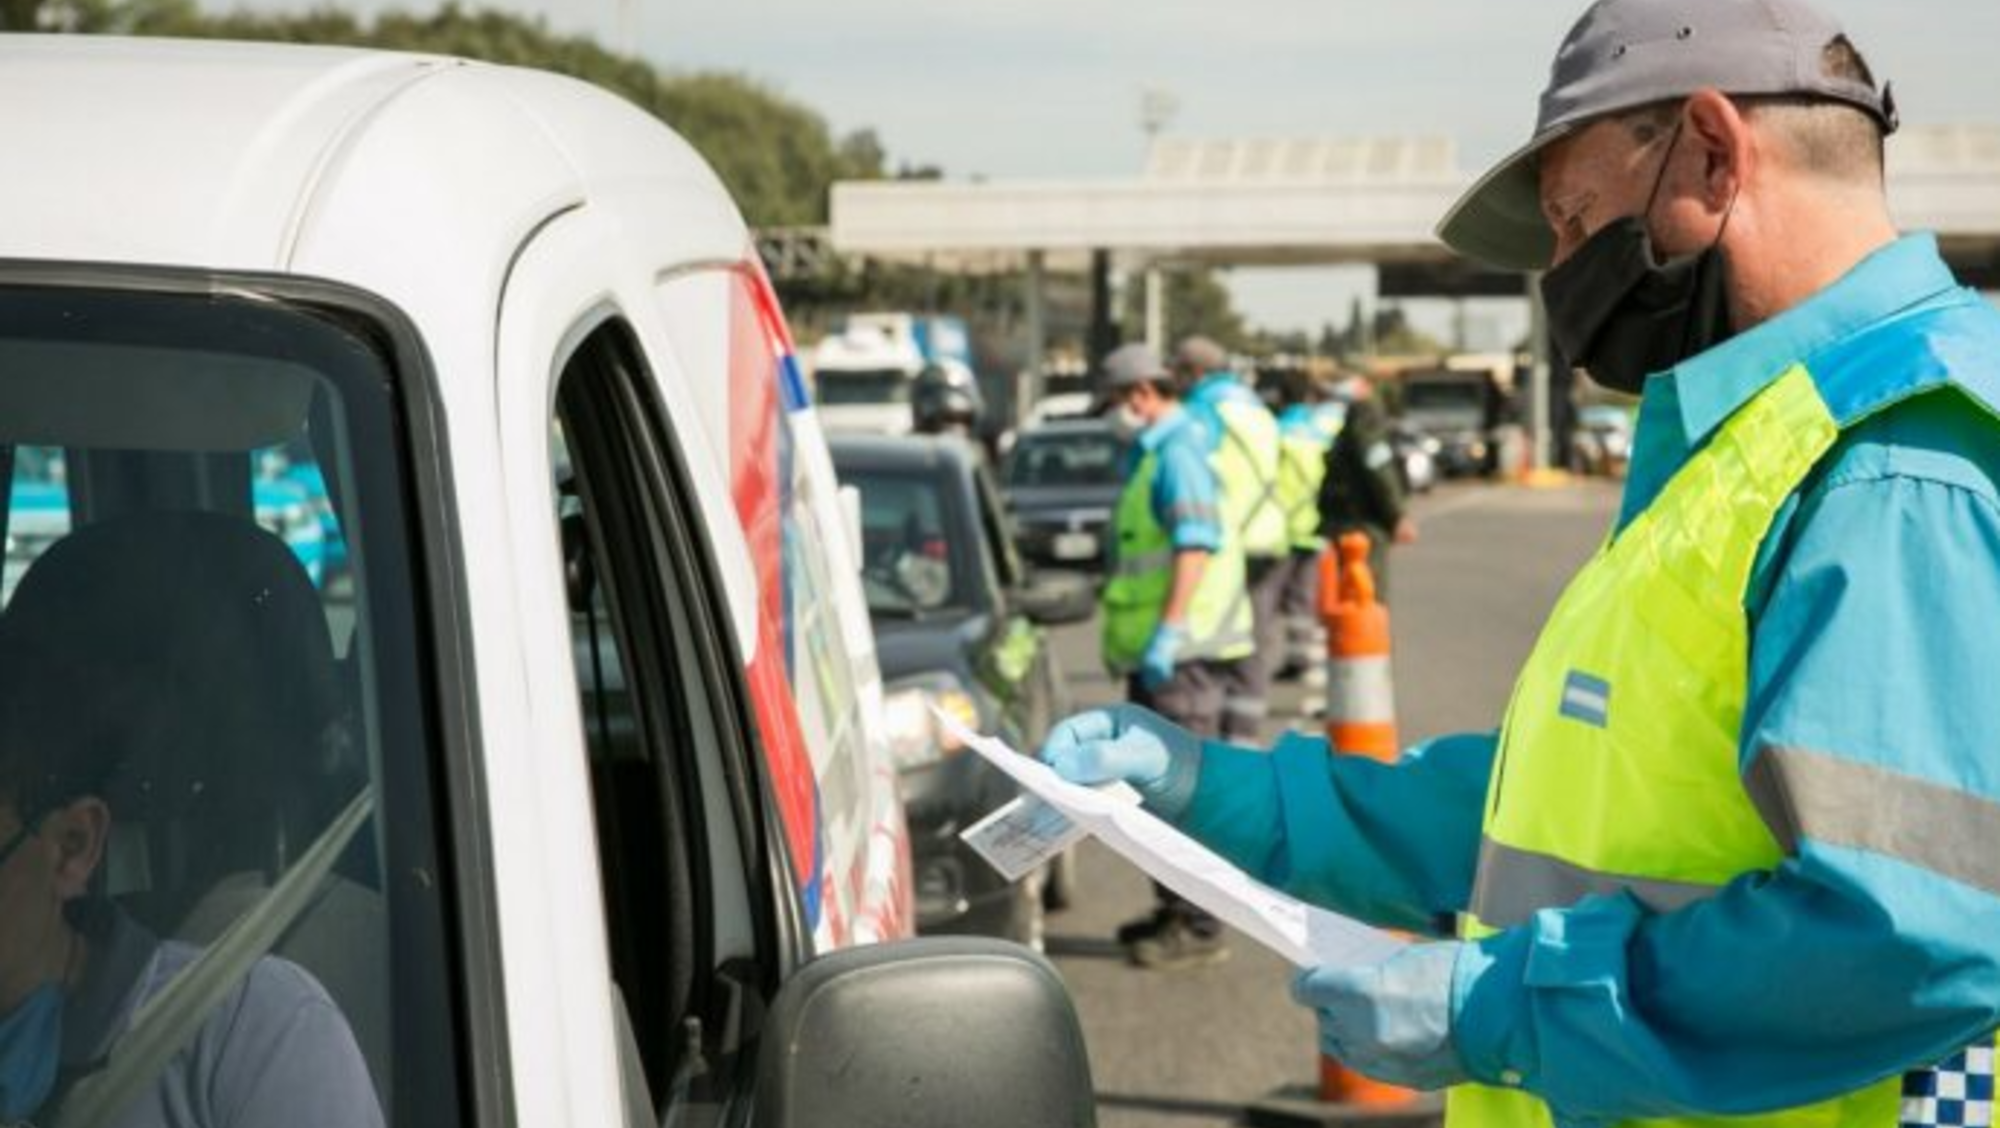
1560;671;1611;728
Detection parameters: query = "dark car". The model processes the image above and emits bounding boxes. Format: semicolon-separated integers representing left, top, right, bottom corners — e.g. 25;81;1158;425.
999;417;1127;572
830;434;1094;945
1398;367;1506;478
1389;421;1441;495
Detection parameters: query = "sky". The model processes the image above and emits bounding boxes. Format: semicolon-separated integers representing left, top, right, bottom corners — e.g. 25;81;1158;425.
226;0;2000;338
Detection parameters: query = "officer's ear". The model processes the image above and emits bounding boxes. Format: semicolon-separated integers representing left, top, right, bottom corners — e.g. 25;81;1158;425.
1682;89;1754;214
41;796;109;901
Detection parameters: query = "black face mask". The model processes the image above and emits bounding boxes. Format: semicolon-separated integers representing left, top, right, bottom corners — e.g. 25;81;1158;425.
1540;121;1736;395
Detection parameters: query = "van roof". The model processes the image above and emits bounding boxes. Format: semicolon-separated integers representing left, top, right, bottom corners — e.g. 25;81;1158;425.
0;36;748;333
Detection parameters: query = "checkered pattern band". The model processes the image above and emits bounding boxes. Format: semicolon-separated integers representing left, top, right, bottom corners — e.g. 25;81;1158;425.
1902;1043;1996;1127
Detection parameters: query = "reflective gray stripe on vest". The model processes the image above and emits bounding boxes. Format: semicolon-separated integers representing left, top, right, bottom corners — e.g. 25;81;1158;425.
1180;585;1253;660
1747;745;2000;897
1470;837;1719;928
1113;549;1175;577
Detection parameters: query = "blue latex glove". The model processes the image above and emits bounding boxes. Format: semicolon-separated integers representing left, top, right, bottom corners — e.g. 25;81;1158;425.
1138;623;1186;691
1038;703;1202;818
1291;941;1470;1091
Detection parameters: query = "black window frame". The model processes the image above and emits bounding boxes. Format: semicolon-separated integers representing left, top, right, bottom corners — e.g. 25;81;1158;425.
549;314;788;1116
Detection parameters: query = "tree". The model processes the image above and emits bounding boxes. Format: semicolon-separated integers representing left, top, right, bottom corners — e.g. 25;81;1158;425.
1371;303;1446;357
1119;268;1251;352
30;0;888;229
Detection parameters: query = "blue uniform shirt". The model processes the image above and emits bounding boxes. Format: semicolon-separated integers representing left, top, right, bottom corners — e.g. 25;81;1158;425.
1172;234;2000;1121
1277;402;1342;444
61;902;383;1128
1133;406;1223;553
1184;372;1263;458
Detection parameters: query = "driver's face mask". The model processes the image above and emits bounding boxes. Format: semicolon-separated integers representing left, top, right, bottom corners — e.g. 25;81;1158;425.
0;816;63;1127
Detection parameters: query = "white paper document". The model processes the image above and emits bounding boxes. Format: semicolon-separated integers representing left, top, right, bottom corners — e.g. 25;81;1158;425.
942;710;1406;970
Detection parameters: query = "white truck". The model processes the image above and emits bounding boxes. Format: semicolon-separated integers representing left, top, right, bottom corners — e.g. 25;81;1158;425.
807;313;977;435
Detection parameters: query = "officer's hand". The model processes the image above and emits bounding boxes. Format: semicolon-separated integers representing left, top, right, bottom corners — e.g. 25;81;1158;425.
1039;704;1201;814
1291;942;1469;1091
1138;623;1186;691
1393;517;1419;546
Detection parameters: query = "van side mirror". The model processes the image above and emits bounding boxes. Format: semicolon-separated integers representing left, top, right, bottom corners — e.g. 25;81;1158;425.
751;937;1096;1128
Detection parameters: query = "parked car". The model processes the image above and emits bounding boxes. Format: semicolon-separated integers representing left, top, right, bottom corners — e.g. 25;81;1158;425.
1398;366;1506;477
1;36;1095;1128
831;434;1095;945
1020;390;1098;429
999;418;1127;572
1389;422;1441;495
1571;403;1636;478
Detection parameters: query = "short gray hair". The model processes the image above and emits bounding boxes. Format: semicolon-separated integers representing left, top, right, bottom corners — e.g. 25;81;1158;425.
1613;36;1885;186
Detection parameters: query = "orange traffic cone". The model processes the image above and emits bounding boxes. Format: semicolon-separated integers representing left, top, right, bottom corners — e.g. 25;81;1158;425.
1315;532;1414;1108
1323;532;1398;764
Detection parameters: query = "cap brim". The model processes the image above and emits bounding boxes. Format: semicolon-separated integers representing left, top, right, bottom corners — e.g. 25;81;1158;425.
1434;124;1575;272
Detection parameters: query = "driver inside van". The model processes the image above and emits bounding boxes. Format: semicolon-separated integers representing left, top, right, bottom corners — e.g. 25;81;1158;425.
0;512;383;1128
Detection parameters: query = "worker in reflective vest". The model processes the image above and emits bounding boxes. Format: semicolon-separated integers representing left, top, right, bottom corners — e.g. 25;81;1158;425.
1043;1;2000;1124
1098;342;1254;969
1272;367;1346;680
1176;336;1289;741
1319;375;1417;603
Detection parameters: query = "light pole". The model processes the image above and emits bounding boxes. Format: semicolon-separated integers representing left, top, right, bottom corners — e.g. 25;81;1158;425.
1138;89;1179;352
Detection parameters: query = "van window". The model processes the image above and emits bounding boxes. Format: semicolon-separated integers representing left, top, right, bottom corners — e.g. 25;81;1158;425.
0;282;460;1127
550;319;765;1120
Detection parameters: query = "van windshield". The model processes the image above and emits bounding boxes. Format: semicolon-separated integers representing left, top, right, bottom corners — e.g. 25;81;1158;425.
0;281;457;1128
1400;379;1488;427
841;469;967;617
814;367;912;406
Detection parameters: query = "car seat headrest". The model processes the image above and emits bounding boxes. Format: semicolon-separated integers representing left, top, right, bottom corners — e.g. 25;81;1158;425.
0;510;339;823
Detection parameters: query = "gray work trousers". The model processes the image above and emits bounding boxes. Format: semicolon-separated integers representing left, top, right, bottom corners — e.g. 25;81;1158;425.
1217;554;1287;742
1276;547;1326;674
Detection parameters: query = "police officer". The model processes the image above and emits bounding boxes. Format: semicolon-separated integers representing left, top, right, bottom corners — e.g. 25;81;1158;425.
1097;343;1253;969
1174;337;1288;742
1319;375;1417;602
910;361;991;464
1043;0;2000;1121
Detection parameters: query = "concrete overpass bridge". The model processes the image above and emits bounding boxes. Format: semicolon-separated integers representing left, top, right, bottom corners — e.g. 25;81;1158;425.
812;128;2000;465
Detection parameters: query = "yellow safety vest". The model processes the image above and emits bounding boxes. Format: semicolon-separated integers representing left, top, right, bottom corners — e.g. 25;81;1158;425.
1456;354;1999;1128
1101;447;1255;673
1278;407;1342;551
1209;396;1291;560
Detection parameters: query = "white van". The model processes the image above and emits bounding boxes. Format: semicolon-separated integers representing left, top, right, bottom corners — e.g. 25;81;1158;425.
0;36;1093;1128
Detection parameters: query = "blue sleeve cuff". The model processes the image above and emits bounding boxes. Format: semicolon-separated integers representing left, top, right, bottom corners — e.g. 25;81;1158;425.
1176;737;1289;881
1168;520;1223;552
1452;893;1652;1116
1145;739;1202;823
1451;921;1539;1091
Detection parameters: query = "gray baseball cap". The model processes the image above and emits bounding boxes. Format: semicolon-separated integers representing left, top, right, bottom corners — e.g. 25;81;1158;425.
1436;0;1898;270
1102;343;1171;389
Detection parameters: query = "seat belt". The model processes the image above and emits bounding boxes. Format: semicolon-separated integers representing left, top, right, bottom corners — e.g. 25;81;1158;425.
51;787;376;1128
